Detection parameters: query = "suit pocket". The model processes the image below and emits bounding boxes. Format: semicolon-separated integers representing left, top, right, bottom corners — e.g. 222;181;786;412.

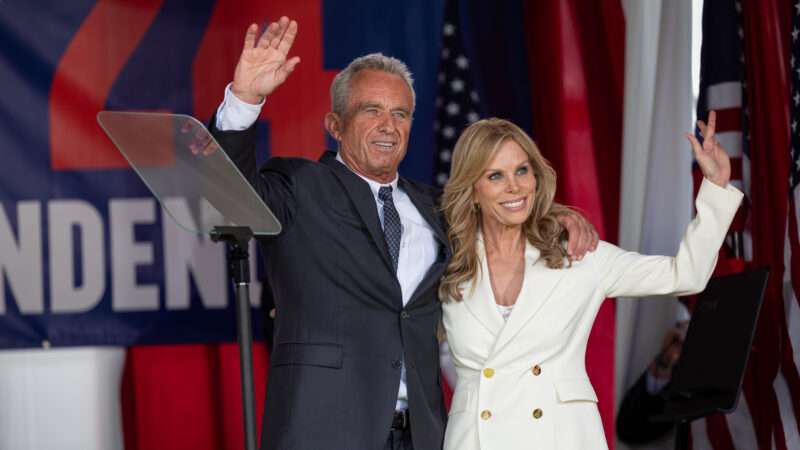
554;378;598;403
271;342;343;369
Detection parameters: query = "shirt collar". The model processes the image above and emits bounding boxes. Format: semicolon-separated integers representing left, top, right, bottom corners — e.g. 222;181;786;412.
335;151;399;199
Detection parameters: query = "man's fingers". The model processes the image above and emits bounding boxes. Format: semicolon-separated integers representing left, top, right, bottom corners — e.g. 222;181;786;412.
281;56;301;74
277;20;298;56
243;23;259;51
562;215;577;256
571;221;586;259
257;22;280;49
570;215;599;260
272;16;291;49
576;222;592;260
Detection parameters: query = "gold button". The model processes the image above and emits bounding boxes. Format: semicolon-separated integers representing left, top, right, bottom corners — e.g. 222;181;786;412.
532;408;543;419
483;368;495;378
531;365;542;376
481;410;492;420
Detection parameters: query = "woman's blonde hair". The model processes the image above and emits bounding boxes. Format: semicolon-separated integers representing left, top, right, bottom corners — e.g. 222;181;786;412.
439;118;570;302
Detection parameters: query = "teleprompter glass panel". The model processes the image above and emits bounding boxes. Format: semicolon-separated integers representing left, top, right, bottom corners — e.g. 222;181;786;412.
97;111;281;236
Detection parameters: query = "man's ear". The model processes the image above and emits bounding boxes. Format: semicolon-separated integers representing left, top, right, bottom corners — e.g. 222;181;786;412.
324;112;342;142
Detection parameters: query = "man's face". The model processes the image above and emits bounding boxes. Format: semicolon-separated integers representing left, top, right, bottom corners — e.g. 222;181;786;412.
328;70;413;184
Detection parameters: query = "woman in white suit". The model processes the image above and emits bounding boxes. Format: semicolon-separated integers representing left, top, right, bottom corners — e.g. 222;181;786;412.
439;113;742;450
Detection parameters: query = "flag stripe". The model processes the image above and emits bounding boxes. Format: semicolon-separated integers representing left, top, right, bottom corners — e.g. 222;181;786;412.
707;81;743;110
713;109;743;133
705;414;735;450
780;335;800;442
716;132;743;157
692;419;714;450
724;396;760;450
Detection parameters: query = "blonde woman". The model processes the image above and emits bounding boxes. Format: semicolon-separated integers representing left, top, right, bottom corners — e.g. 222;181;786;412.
439;115;741;450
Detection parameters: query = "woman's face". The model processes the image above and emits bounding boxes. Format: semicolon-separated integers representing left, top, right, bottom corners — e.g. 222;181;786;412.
472;139;537;229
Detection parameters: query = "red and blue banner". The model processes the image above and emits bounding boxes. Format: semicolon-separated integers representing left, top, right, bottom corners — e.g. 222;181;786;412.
0;0;451;348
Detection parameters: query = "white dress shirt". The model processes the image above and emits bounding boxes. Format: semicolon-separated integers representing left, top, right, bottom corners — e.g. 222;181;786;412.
215;83;263;131
335;153;439;410
216;86;440;410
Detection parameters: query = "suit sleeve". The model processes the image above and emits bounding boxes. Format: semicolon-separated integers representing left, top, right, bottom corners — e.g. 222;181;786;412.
599;178;743;298
209;115;297;231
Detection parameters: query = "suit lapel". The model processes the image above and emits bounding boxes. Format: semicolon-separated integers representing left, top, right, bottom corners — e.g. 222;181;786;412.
320;152;395;274
399;177;452;307
399;178;449;249
489;242;568;356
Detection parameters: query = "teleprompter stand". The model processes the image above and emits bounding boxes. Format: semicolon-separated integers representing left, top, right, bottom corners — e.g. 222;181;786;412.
98;111;282;450
652;268;769;450
211;226;258;450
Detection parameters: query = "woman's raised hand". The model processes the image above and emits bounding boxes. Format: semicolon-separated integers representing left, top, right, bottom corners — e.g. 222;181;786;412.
686;110;732;187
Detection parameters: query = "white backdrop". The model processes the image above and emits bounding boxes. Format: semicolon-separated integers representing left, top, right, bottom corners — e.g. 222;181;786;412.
0;347;125;450
616;1;694;449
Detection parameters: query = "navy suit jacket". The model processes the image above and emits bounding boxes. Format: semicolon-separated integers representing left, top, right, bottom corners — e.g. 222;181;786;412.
211;118;451;450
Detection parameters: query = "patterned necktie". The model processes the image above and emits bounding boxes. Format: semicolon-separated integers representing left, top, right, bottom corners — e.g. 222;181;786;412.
378;186;402;273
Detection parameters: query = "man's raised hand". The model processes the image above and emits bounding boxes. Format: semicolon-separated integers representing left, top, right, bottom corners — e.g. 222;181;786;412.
231;17;301;105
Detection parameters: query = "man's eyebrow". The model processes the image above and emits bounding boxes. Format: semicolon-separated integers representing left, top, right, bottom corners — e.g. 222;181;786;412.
356;102;383;110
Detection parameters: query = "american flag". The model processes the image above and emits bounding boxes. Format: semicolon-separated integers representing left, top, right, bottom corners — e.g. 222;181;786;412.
780;2;800;448
691;2;757;446
433;0;481;188
689;0;800;448
693;0;750;260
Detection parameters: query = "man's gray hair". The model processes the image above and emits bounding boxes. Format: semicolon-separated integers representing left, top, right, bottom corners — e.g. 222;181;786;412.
330;53;416;117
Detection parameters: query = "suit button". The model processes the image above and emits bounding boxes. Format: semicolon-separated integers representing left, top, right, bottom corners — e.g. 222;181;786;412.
482;368;495;378
400;310;410;319
480;410;492;420
532;408;543;419
531;365;542;376
392;360;402;369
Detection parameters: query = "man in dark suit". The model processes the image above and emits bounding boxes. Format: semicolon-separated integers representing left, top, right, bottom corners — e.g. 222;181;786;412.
210;17;597;450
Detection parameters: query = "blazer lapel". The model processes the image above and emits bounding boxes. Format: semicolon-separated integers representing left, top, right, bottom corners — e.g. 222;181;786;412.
461;238;506;337
320;152;395;274
489;242;568;356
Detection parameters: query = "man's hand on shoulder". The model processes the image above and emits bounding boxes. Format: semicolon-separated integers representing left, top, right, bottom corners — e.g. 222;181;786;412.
556;209;598;261
231;17;301;105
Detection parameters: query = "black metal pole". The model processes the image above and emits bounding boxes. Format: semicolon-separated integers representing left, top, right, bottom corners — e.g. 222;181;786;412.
234;280;257;450
675;420;690;450
211;226;257;450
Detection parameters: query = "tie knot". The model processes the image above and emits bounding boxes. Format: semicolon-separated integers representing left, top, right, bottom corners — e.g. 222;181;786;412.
378;186;394;202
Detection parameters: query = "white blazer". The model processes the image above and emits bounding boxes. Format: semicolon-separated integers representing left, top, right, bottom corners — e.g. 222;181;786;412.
442;179;743;450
